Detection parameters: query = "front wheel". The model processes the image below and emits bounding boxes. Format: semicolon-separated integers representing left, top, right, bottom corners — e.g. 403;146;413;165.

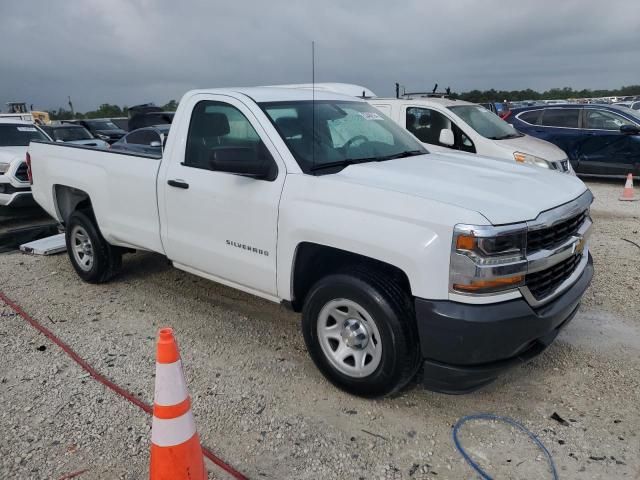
302;269;420;397
65;210;121;283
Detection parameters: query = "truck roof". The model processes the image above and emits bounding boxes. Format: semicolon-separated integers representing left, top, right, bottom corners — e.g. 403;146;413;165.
369;97;475;107
265;83;377;98
186;87;363;103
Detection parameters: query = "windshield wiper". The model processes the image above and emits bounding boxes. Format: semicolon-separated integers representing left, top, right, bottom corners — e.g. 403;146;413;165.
376;150;425;161
309;150;424;173
309;159;363;172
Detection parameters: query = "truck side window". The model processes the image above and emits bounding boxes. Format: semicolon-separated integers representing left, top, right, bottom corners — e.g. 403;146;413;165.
184;101;274;172
406;107;452;147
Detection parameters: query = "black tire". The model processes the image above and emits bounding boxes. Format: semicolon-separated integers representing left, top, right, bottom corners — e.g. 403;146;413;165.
65;210;121;283
302;267;420;398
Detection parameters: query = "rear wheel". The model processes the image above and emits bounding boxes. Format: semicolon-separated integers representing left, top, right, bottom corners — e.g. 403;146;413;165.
65;210;121;283
302;268;420;397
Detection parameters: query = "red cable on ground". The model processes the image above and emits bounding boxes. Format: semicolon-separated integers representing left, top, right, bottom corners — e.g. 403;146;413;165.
57;468;90;480
0;291;249;480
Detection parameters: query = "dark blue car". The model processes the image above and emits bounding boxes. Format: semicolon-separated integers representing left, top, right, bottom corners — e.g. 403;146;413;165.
505;104;640;177
109;125;170;156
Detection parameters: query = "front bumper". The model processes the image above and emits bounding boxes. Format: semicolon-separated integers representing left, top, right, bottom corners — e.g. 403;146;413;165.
0;184;33;207
415;253;593;394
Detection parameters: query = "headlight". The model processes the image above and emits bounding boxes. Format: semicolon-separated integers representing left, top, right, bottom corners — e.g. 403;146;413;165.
450;224;527;294
514;152;552;169
0;162;9;174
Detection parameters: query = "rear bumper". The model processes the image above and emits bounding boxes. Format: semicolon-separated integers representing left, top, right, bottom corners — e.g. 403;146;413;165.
415;253;593;393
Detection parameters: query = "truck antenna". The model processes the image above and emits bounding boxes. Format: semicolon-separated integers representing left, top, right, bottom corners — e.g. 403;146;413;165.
312;40;316;171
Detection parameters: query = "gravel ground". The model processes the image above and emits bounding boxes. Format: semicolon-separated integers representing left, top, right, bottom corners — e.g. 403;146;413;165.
1;179;639;479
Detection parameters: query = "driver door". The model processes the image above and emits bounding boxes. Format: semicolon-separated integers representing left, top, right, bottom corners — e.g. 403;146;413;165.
577;109;638;176
161;95;285;298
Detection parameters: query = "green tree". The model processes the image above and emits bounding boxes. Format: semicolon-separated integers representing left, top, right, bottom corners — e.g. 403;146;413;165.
162;100;178;111
85;104;125;119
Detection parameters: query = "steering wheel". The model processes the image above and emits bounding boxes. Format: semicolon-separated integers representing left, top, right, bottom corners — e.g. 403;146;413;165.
343;135;368;150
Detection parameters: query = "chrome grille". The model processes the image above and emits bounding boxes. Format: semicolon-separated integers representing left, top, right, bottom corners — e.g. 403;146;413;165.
526;253;582;301
527;210;587;254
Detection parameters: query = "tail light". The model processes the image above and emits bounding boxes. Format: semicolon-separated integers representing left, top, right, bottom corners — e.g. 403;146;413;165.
501;110;512;120
26;152;33;184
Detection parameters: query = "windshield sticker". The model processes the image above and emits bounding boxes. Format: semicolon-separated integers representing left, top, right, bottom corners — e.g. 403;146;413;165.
357;112;384;121
17;127;37;132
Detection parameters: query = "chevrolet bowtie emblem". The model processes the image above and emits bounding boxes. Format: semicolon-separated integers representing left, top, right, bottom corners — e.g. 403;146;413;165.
573;237;585;255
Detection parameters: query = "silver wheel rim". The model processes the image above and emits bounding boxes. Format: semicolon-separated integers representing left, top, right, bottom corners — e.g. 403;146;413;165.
70;225;94;272
317;299;383;378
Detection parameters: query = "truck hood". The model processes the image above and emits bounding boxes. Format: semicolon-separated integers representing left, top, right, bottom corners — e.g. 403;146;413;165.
333;153;587;225
0;146;27;164
494;134;567;161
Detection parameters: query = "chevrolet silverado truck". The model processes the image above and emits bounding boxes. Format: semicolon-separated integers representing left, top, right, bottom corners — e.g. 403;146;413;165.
27;87;594;397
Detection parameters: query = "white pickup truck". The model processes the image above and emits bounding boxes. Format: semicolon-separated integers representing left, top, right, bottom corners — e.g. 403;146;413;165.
28;87;594;397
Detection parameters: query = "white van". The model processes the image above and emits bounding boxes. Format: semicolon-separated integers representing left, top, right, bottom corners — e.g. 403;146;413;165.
368;97;573;173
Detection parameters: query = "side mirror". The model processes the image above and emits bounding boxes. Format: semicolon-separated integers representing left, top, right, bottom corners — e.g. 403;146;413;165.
620;124;639;135
208;146;274;180
439;128;455;147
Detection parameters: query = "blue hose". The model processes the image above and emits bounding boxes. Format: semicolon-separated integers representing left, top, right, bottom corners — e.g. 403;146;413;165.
452;413;559;480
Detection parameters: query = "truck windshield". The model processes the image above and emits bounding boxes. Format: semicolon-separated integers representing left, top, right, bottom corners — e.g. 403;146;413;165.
0;124;48;146
261;101;427;173
448;105;523;140
52;127;93;141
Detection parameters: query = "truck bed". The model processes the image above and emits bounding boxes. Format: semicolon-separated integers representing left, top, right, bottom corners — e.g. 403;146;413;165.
28;141;164;253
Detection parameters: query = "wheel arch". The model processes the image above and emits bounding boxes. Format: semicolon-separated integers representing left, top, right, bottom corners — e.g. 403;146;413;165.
289;242;412;312
53;184;93;224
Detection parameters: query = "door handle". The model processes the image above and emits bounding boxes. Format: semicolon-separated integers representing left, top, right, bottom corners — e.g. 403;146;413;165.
167;179;189;189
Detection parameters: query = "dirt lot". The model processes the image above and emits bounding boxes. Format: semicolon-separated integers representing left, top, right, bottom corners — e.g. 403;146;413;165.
1;179;639;479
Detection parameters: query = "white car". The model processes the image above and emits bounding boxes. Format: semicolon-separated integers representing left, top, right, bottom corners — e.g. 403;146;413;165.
28;87;593;397
0;119;49;207
616;101;640;111
368;97;573;173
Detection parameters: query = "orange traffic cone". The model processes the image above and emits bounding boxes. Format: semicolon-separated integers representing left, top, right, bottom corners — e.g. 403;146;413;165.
150;328;206;480
620;173;638;201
